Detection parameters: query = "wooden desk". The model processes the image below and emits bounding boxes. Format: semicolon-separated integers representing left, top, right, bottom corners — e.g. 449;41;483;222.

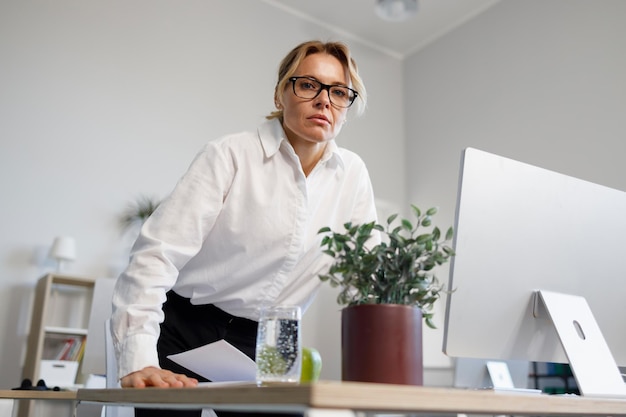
5;382;626;416
0;390;78;417
0;390;77;401
75;381;626;416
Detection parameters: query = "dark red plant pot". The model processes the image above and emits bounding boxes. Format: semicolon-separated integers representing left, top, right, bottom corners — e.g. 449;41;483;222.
341;304;423;385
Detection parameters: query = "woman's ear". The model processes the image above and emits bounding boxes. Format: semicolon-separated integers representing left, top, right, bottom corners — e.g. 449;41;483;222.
274;92;283;110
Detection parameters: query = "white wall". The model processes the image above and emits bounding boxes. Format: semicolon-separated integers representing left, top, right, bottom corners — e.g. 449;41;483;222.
406;0;626;216
405;0;626;384
0;0;404;387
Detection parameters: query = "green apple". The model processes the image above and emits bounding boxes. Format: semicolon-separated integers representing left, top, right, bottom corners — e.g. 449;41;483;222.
300;347;322;383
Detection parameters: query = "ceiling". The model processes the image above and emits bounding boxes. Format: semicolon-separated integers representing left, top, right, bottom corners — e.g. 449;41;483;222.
262;0;501;59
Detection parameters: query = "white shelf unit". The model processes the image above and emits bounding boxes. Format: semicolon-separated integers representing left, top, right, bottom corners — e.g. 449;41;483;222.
19;274;95;417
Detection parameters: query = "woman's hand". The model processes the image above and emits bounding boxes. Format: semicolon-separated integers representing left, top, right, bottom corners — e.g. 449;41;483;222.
120;366;199;388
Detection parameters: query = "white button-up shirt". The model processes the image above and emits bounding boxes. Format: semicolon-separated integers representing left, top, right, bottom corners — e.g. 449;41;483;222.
111;118;378;378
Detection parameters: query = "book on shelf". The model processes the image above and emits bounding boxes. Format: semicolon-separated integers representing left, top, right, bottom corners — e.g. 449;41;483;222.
54;335;87;361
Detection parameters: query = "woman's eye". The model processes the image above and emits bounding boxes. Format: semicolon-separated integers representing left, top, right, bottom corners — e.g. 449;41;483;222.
332;89;347;98
301;82;316;90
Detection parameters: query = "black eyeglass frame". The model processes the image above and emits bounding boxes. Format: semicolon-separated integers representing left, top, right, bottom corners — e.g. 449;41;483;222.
288;76;359;108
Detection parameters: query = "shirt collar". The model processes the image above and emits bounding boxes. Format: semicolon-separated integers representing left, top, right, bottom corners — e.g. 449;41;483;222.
258;118;345;168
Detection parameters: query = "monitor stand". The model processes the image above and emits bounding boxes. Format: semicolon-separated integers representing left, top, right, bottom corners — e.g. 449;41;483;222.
535;290;626;398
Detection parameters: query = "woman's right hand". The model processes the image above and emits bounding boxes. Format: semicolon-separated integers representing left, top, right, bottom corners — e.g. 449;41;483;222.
120;366;199;388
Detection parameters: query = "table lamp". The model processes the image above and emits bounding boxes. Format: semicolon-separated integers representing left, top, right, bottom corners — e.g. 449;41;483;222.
49;236;76;273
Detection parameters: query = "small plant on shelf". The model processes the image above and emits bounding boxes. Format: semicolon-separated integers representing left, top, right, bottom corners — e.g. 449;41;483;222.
119;195;160;233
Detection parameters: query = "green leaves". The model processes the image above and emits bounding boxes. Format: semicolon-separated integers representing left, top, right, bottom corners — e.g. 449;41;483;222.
318;205;456;327
119;195;161;232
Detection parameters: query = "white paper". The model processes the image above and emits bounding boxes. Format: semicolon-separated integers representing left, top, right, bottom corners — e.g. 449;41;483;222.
167;339;256;382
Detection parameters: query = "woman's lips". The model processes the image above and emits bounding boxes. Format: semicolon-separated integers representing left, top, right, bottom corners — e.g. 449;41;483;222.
309;115;330;125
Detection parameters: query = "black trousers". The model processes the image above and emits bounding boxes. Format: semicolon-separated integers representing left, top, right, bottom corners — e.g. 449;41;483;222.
135;291;301;417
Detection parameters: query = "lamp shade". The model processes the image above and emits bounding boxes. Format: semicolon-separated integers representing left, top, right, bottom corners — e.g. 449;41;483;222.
49;236;77;262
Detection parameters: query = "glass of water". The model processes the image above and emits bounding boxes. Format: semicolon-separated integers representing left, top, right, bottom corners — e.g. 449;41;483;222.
255;305;301;385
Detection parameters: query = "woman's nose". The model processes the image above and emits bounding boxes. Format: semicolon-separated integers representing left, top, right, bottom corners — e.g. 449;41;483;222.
314;90;331;108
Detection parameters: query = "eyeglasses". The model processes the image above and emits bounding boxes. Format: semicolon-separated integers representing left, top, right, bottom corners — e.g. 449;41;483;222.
288;76;358;108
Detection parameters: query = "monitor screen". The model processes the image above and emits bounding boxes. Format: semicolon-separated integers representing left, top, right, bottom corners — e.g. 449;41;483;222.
443;148;626;368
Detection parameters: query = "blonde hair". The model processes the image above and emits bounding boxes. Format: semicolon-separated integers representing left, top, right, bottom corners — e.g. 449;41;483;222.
266;40;367;120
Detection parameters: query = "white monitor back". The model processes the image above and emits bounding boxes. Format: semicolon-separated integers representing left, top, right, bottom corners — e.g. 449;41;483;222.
443;148;626;366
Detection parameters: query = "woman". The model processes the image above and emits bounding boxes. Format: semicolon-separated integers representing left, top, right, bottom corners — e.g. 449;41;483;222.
111;40;378;417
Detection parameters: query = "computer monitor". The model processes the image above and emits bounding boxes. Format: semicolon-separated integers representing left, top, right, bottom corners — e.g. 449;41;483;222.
443;148;626;397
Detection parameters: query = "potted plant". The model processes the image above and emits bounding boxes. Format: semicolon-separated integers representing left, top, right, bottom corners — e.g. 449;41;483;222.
318;205;455;385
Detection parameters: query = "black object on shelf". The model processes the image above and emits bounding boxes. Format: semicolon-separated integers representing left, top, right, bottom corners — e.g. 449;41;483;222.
12;378;60;391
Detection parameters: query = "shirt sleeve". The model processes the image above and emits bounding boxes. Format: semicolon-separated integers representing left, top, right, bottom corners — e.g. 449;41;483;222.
110;141;235;379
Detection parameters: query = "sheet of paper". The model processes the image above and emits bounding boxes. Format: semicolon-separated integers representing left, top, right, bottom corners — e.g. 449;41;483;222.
167;339;256;382
196;381;255;387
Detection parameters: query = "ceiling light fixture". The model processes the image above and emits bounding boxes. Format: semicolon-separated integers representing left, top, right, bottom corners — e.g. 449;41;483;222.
375;0;418;22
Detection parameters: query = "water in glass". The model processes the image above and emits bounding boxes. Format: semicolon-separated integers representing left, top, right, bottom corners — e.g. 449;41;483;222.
255;306;301;384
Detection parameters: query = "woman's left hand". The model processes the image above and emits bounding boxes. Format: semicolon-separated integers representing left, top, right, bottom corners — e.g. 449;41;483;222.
120;366;199;388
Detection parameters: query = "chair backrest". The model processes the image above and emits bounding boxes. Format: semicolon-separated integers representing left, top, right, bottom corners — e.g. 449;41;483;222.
105;318;134;417
104;319;119;388
83;278;117;376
